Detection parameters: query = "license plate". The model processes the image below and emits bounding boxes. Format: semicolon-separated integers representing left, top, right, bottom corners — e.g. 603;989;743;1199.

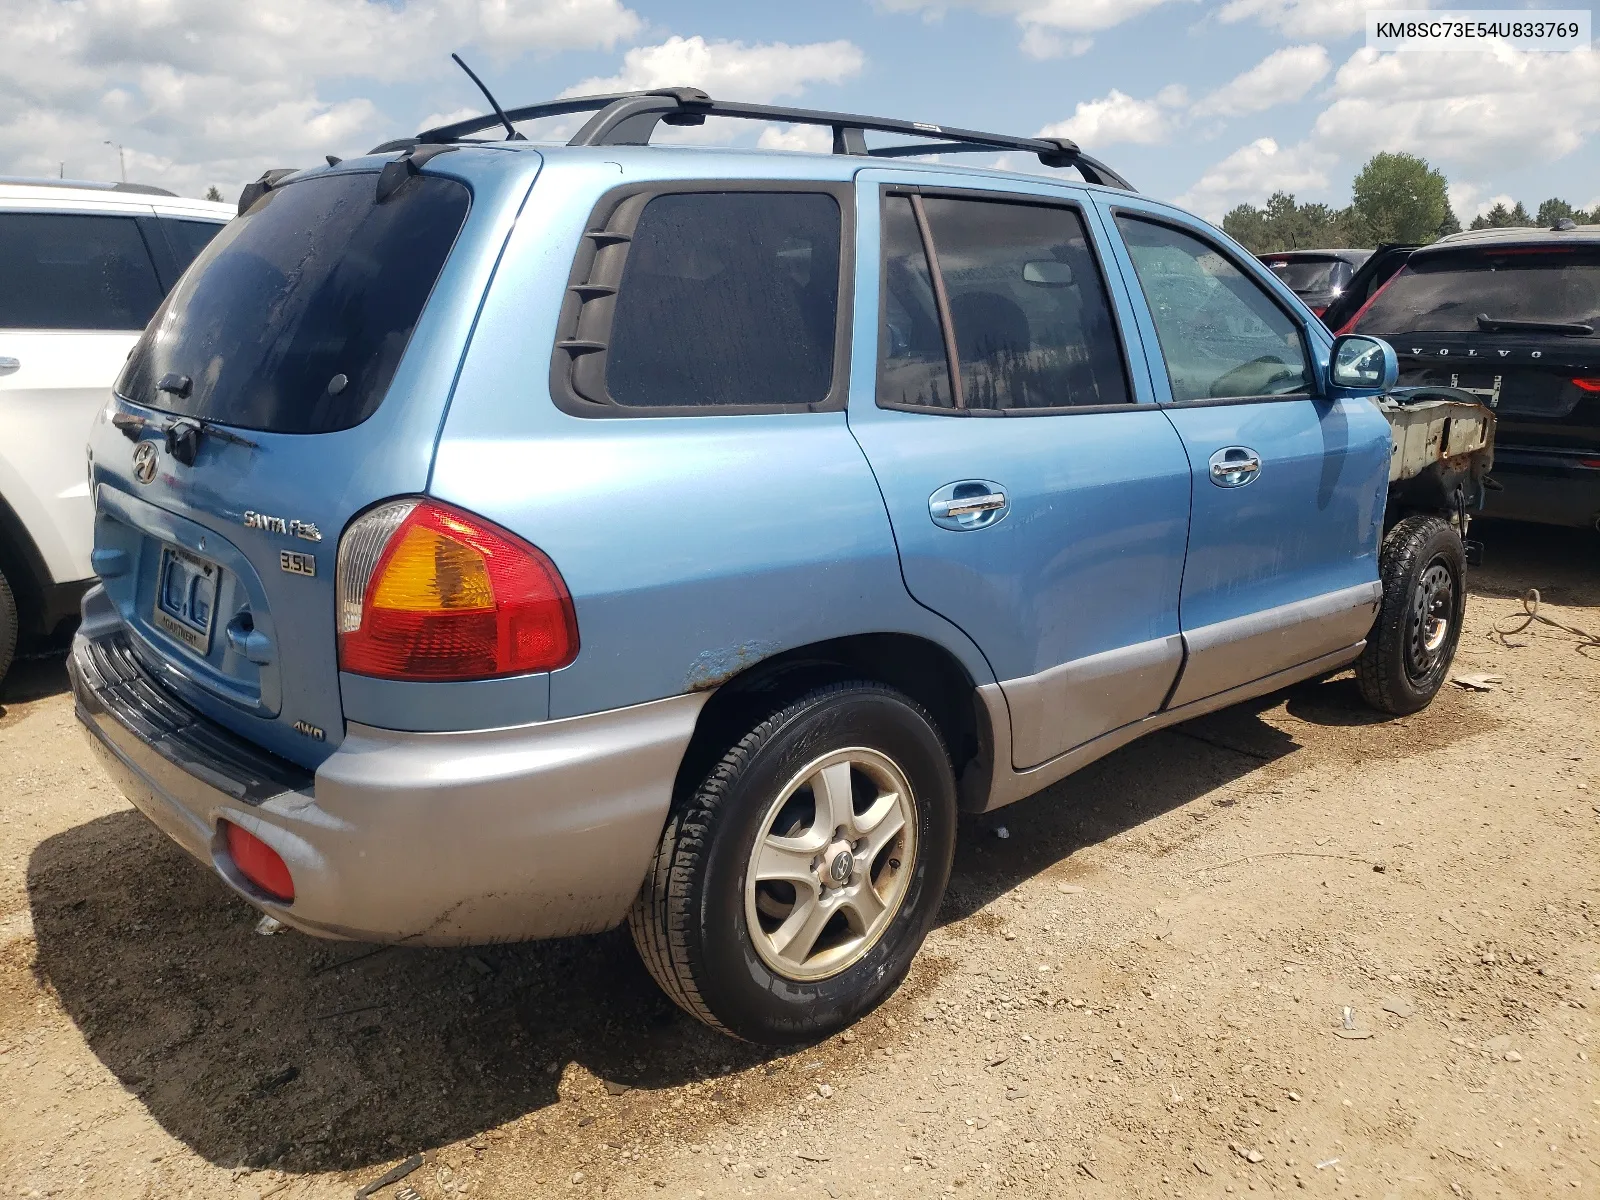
153;546;219;653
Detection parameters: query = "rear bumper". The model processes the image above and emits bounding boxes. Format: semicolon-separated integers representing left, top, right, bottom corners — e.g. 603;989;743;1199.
69;588;707;945
1482;451;1600;529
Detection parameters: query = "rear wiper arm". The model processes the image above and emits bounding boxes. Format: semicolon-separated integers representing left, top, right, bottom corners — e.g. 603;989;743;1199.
110;410;259;463
1476;313;1594;336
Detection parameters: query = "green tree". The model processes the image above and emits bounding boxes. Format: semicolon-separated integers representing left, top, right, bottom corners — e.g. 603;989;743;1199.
1536;197;1575;226
1350;152;1452;244
1469;201;1534;230
204;185;224;202
1222;191;1360;253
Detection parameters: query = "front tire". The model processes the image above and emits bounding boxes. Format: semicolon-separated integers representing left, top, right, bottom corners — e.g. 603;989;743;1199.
1357;514;1466;715
629;681;957;1044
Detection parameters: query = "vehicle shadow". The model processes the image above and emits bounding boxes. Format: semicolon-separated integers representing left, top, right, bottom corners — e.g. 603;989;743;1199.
26;700;1302;1174
0;652;69;725
1468;519;1598;607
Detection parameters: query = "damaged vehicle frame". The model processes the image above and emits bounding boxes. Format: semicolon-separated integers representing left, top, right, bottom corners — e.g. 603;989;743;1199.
71;89;1493;1044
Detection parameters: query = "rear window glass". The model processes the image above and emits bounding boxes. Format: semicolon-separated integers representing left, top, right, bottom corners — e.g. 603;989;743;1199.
605;192;840;408
162;218;227;275
0;212;163;330
1266;258;1354;295
118;172;470;434
1354;248;1600;334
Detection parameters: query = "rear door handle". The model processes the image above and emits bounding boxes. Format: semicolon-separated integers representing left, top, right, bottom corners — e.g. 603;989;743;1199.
1208;447;1261;487
929;481;1009;530
0;357;19;376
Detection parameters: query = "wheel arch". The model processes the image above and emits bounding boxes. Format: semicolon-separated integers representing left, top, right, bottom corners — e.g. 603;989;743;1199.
675;632;998;815
0;488;60;640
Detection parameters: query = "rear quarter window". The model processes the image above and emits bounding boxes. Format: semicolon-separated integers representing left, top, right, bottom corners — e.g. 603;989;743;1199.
117;172;470;434
0;212;164;330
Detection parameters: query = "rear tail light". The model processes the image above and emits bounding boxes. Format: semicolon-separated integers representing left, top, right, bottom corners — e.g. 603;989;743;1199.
223;821;295;902
1572;378;1600;393
336;499;578;681
1310;305;1327;317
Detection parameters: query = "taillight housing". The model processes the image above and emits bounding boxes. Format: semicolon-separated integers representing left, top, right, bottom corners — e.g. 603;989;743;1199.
336;499;578;681
1572;378;1600;393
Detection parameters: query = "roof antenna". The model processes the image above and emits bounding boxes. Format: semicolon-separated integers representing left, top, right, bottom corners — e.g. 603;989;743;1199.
451;53;524;141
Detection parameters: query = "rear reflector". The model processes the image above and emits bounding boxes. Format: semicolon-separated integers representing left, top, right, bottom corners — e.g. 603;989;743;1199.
223;822;294;902
337;499;578;681
1572;378;1600;393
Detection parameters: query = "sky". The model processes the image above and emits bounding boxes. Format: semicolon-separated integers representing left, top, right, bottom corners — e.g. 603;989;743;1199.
2;0;1597;224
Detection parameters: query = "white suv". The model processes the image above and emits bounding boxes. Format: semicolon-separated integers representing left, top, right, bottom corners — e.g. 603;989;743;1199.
0;178;232;681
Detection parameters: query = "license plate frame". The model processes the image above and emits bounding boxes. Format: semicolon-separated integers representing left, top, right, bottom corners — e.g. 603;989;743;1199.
152;545;219;654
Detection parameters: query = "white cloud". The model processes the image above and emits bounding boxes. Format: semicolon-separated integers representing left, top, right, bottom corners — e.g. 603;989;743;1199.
1216;0;1428;38
882;0;1192;57
1191;44;1330;118
0;0;643;199
1039;89;1179;148
756;124;835;153
563;36;865;103
1174;137;1334;220
1314;46;1600;172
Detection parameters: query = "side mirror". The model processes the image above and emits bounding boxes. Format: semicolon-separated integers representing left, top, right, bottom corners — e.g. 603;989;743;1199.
1022;261;1074;287
1328;334;1398;393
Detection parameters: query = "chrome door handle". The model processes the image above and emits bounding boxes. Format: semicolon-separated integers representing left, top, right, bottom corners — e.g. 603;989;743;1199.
931;493;1006;518
1208;446;1262;488
0;357;19;376
1210;457;1260;478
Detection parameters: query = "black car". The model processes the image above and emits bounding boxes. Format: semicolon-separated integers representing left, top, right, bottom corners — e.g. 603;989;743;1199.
1336;223;1600;531
1259;248;1372;316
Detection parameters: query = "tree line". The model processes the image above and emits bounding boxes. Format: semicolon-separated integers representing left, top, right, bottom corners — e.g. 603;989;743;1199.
1222;152;1600;253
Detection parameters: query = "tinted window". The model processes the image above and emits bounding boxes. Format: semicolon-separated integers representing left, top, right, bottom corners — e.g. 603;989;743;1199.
162;218;227;275
118;172;469;434
605;192;840;408
928;198;1129;410
879;195;954;408
1119;218;1311;402
1353;249;1600;334
0;212;163;330
1267;257;1353;294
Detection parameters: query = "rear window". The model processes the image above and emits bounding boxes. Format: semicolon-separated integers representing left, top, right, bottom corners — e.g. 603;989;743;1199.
1266;257;1353;295
0;212;163;330
118;172;470;434
604;192;841;408
1354;248;1600;335
161;218;227;275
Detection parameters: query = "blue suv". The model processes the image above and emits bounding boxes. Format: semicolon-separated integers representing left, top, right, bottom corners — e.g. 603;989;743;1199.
70;90;1481;1044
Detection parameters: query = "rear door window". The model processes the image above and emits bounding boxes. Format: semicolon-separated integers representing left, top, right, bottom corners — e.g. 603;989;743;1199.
603;192;842;408
117;172;470;434
0;212;164;330
878;195;1131;411
1117;217;1312;402
160;218;228;276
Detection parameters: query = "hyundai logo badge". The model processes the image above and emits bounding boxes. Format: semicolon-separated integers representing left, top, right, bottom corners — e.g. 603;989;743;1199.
132;441;159;485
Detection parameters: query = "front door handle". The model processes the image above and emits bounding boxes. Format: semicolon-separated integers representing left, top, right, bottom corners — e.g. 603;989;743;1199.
0;357;19;376
929;480;1009;531
1208;447;1261;488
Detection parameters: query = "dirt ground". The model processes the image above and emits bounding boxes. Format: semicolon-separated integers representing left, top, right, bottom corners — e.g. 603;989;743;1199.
1;519;1595;1200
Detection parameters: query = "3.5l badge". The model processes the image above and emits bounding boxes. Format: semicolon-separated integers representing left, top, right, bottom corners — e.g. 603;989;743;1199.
280;549;316;577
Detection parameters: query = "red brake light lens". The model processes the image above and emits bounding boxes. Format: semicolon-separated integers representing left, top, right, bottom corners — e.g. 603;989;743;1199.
1572;378;1600;393
337;500;579;682
223;821;295;902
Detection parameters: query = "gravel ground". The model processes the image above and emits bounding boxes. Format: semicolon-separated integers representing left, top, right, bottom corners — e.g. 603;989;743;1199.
1;519;1595;1200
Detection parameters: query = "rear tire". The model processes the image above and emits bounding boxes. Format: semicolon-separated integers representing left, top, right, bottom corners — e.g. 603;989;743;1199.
0;568;16;689
1357;515;1466;715
629;681;957;1044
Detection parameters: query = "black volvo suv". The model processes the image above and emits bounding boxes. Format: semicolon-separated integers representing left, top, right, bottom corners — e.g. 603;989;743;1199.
1336;223;1600;531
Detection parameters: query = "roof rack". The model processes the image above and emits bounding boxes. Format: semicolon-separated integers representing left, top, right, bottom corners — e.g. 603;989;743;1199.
371;89;1134;191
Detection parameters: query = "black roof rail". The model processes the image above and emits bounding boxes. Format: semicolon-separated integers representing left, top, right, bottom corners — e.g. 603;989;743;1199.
390;89;1134;191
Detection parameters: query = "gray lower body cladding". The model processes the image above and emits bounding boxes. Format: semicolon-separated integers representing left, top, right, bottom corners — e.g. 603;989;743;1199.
69;598;707;945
